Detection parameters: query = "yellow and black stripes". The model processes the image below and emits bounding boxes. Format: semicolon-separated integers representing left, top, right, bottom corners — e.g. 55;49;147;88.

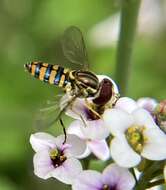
25;62;70;87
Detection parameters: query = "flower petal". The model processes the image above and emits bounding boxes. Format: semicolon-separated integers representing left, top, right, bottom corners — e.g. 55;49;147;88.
115;97;138;113
102;164;135;190
67;121;91;158
30;132;57;152
72;170;102;190
142;128;166;160
110;135;141;168
77;146;91;159
81;119;109;140
132;108;156;129
51;158;82;184
67;120;86;139
55;134;87;158
33;150;54;179
103;109;134;136
65;98;88;120
137;97;157;113
88;139;110;161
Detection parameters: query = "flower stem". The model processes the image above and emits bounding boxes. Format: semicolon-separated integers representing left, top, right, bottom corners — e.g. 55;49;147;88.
130;168;138;184
115;0;141;96
146;179;165;188
134;161;165;190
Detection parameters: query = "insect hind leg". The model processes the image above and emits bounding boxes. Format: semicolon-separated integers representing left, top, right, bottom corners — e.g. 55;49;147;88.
59;118;67;144
85;98;102;119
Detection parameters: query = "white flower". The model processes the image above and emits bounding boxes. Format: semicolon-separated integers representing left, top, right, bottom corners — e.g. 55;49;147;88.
67;120;110;160
63;75;119;161
137;97;157;113
103;108;166;168
72;163;135;190
115;97;157;114
115;97;138;114
30;132;86;184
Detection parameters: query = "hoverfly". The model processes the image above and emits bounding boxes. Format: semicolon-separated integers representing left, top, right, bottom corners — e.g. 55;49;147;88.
25;26;119;140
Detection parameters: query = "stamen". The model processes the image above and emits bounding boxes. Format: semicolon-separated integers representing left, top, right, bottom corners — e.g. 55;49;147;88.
125;125;147;153
50;149;67;168
102;184;117;190
103;184;110;190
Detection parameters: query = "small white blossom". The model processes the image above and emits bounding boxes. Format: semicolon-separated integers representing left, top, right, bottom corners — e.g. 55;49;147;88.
137;97;157;113
72;163;135;190
30;133;86;184
115;97;157;114
68;120;110;160
103;108;166;168
63;75;119;160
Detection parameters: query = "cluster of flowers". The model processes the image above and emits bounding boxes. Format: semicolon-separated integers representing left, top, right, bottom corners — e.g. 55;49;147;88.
30;75;166;190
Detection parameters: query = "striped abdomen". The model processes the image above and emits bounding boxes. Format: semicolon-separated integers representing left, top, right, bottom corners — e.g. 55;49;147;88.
25;62;70;87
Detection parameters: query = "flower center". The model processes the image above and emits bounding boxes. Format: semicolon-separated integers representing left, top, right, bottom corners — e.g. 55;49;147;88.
125;125;147;153
50;149;67;168
102;184;110;190
102;184;116;190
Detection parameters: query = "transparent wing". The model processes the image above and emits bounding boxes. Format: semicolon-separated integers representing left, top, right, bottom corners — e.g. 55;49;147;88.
61;26;89;70
34;95;68;130
34;94;78;130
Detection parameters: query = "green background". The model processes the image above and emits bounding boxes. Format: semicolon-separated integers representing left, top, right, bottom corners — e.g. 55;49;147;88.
0;0;165;189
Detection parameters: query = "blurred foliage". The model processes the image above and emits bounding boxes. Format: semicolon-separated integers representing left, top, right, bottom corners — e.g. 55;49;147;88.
0;0;166;189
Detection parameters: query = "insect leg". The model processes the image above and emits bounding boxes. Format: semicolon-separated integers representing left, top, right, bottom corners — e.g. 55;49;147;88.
59;118;67;144
56;91;83;121
84;98;102;119
70;105;87;127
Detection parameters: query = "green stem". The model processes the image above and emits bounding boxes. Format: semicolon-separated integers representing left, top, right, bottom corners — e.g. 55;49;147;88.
115;0;141;96
130;168;138;184
134;161;165;190
147;179;165;188
82;157;91;169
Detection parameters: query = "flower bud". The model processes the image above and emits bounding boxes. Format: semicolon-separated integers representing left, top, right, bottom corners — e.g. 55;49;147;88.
154;100;166;132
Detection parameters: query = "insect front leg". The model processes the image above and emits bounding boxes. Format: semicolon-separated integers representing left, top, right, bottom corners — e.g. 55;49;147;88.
64;82;72;94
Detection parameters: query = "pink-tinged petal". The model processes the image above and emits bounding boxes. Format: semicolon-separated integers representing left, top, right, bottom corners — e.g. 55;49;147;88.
77;146;91;159
55;134;87;158
88;140;110;161
137;97;157;113
102;164;135;190
97;75;119;94
65;98;88;120
72;170;102;190
67;120;86;139
81;119;109;140
51;158;82;185
110;135;141;168
115;97;138;113
30;133;57;152
103;109;134;136
132;108;156;129
33;150;54;179
142;128;166;160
